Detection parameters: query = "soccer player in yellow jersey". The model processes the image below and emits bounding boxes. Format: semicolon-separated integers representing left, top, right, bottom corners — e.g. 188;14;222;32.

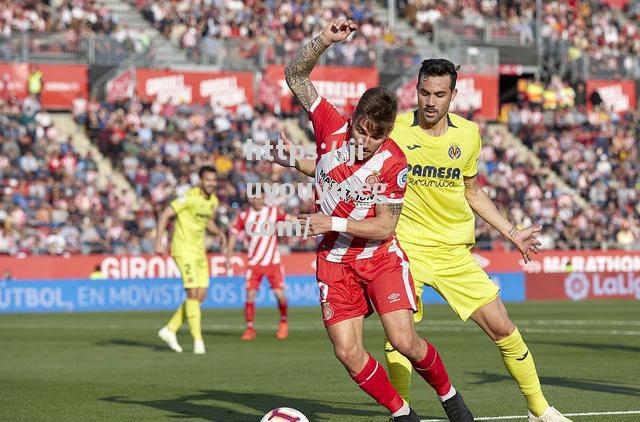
154;165;227;355
385;59;571;422
284;59;571;422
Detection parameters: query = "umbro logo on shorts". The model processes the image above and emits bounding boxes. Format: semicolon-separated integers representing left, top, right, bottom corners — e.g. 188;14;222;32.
388;293;401;303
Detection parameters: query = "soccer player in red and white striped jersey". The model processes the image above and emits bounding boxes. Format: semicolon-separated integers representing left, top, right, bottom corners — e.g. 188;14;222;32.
280;19;474;422
226;195;289;340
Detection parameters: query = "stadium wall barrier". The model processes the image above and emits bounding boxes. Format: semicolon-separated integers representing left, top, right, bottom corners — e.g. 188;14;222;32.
526;272;640;301
586;79;637;114
260;64;379;114
3;251;640;280
0;62;88;109
135;69;254;109
1;251;638;313
0;272;524;313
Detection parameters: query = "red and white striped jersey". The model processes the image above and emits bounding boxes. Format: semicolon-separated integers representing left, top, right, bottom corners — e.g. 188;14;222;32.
231;206;286;267
309;96;409;263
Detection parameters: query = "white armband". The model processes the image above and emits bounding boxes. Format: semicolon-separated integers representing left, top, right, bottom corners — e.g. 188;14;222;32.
331;217;348;233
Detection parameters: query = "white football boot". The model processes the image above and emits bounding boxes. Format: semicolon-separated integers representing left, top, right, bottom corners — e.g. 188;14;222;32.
528;407;572;422
193;339;206;355
158;326;183;353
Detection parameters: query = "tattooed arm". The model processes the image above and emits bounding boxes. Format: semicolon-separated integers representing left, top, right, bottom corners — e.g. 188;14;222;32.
284;19;357;113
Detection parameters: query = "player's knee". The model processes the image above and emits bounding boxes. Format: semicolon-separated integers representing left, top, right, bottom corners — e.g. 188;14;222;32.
388;334;418;359
333;343;364;369
492;319;517;341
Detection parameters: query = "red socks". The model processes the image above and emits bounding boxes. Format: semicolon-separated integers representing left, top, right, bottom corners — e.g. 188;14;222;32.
245;302;255;329
278;299;288;322
352;353;404;413
412;339;452;396
246;300;287;327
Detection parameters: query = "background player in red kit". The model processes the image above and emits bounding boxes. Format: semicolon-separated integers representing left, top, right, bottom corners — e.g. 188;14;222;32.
283;19;474;422
226;195;289;340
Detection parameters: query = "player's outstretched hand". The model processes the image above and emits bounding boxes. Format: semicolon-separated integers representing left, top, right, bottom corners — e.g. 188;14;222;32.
322;19;358;44
269;130;294;168
299;213;333;237
512;225;542;263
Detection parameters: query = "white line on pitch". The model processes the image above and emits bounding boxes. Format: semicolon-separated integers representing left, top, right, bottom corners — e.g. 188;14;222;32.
2;323;640;336
422;409;640;421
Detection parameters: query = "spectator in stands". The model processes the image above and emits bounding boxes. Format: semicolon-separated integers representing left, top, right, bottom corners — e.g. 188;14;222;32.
27;67;43;102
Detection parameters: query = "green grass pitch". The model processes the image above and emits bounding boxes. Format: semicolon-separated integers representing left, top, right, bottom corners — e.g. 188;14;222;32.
1;301;639;421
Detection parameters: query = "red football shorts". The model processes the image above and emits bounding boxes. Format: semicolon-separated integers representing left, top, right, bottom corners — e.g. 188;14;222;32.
245;263;285;291
315;246;417;327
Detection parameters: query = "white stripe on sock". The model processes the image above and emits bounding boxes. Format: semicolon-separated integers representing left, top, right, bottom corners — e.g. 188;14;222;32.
438;386;456;403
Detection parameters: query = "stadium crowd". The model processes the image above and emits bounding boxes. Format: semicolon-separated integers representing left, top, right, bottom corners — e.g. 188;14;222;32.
393;0;536;43
1;86;636;256
134;0;418;66
77;96;317;255
541;0;640;78
0;0;150;55
507;80;639;250
0;95;135;256
0;1;637;256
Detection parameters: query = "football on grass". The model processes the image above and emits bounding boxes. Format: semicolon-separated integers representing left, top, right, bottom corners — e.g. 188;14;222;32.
260;407;309;422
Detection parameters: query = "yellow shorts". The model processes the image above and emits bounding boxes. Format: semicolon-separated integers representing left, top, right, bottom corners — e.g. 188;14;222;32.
173;254;210;289
403;243;500;321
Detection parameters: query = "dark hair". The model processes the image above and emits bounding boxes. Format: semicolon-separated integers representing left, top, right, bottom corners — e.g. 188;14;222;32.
352;87;398;139
199;165;217;178
417;59;460;91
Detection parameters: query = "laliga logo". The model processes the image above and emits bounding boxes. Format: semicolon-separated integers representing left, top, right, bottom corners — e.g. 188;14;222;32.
564;273;590;301
564;272;640;301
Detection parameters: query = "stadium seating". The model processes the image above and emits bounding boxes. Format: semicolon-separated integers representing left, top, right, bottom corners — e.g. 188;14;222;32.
0;1;636;256
541;0;640;78
507;81;640;250
78;97;317;255
133;0;416;66
0;96;134;256
0;0;149;54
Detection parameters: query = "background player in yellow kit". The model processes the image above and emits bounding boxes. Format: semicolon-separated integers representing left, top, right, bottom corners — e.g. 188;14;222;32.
154;165;227;355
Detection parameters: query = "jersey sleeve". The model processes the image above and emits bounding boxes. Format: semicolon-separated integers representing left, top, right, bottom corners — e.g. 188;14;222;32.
170;194;191;215
230;211;246;234
308;96;349;156
377;150;408;205
463;127;481;178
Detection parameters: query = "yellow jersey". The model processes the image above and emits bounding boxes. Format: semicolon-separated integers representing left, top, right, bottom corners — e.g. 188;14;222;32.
390;111;481;247
170;187;219;256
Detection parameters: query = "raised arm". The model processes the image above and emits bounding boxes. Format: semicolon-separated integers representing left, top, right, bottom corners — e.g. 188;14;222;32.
284;19;357;113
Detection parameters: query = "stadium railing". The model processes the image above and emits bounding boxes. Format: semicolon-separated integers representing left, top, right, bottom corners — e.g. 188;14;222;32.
542;38;640;81
195;37;421;73
0;33;152;66
433;17;535;48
